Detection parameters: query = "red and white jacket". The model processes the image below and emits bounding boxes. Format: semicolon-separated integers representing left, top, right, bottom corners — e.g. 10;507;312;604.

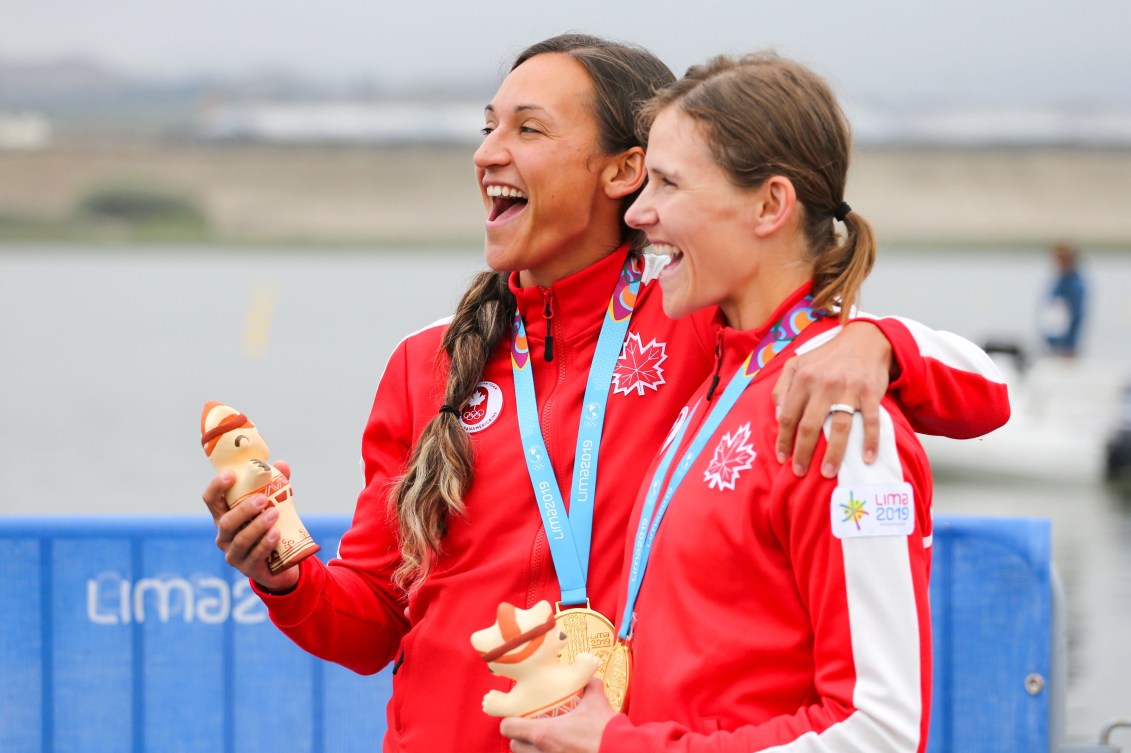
602;284;934;753
253;247;1006;753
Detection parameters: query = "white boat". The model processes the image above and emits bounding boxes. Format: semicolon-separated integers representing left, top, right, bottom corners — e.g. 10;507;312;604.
919;351;1128;484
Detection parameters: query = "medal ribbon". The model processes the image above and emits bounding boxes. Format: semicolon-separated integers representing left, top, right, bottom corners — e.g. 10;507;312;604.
511;255;642;606
618;297;820;639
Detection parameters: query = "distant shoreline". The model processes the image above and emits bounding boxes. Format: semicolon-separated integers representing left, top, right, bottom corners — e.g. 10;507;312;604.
2;143;1130;248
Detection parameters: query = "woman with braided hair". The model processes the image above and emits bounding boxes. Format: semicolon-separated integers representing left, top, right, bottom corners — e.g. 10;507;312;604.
202;35;1007;753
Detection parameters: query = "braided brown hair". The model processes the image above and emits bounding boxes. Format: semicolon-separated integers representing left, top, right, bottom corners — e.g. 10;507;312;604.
390;34;674;590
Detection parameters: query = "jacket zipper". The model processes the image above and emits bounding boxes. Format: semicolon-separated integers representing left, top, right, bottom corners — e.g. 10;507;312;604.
705;331;724;401
539;288;566;448
530;287;565;606
541;289;554;362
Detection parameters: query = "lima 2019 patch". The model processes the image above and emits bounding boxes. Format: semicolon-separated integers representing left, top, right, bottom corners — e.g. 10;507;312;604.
831;482;915;538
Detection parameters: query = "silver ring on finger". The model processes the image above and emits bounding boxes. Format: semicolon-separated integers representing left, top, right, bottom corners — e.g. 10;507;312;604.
828;403;856;415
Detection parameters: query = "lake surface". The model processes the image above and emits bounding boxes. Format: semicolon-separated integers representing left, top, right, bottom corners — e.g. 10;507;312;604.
2;243;1130;743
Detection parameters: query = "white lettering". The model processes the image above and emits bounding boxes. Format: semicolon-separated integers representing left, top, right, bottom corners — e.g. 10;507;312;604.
134;577;195;623
86;576;130;625
575;439;594;505
85;573;268;625
232;580;267;624
195;577;231;624
538;481;564;540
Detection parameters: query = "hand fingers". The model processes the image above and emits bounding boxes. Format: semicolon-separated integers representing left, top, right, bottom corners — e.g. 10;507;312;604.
215;493;263;544
583;677;611;711
274;459;291;479
788;399;832;475
819;411;856;477
500;677;611;753
773;360;806;463
220;499;280;576
230;512;280;572
500;716;535;744
201;471;235;521
859;403;880;465
501;718;545;753
771;359;796;422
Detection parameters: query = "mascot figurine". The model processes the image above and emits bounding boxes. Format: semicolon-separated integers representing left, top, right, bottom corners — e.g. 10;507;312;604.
200;401;319;574
470;600;600;719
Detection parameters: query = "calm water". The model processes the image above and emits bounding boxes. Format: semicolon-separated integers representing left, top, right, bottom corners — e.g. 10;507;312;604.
2;244;1130;742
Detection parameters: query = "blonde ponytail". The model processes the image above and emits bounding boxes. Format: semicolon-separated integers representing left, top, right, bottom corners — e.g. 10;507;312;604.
811;209;877;320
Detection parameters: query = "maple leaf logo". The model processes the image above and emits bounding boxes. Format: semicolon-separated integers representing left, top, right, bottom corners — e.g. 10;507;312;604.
458;381;504;433
612;333;668;397
704;422;757;491
461;386;489;422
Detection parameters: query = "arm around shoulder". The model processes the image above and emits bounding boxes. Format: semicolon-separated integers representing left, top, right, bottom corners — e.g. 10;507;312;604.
855;314;1010;438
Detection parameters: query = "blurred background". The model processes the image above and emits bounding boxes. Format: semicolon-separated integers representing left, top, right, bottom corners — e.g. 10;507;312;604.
2;0;1130;746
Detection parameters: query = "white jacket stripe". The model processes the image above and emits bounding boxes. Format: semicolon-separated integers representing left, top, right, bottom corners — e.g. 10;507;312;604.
761;410;923;752
857;313;1006;383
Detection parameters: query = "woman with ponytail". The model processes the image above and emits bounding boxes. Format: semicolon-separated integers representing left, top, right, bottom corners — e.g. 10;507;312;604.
204;39;1006;753
503;52;947;753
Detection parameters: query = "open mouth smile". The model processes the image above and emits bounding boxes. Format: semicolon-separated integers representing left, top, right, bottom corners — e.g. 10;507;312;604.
645;243;683;281
486;184;529;223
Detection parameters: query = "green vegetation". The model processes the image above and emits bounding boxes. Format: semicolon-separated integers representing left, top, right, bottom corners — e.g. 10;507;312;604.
72;184;211;241
0;184;214;243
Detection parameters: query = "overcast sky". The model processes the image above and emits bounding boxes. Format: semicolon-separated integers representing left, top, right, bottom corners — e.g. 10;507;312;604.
2;0;1128;109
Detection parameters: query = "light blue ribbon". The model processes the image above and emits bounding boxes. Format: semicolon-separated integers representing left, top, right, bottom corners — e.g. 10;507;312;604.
511;256;641;606
619;298;819;639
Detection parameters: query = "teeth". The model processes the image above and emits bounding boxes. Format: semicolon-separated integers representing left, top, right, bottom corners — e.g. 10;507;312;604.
642;247;675;284
486;185;528;200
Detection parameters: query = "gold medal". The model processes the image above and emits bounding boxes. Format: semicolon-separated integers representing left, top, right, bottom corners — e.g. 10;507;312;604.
603;640;632;713
554;602;631;712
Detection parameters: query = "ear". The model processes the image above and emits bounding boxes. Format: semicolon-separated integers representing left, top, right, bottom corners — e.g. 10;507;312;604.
602;146;646;200
752;176;797;238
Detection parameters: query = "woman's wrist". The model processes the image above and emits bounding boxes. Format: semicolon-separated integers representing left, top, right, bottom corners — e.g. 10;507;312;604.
254;566;301;595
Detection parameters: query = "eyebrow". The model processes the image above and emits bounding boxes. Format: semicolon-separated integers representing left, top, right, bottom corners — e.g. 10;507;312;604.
648;166;679;182
483;104;551;115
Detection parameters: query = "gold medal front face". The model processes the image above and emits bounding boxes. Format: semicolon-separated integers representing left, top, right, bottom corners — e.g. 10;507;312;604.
554;606;630;712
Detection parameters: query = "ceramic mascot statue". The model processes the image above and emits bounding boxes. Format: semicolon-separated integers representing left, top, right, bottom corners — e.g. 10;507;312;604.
470;600;600;719
200;401;319;574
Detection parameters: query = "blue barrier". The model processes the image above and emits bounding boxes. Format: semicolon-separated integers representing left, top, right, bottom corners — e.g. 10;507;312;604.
0;516;389;753
928;515;1054;753
1;514;1056;752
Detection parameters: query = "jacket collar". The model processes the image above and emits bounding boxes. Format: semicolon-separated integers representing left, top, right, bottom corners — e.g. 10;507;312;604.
712;281;821;378
508;245;633;348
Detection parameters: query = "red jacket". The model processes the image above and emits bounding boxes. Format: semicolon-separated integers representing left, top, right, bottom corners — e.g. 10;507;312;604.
254;248;1006;752
602;284;934;753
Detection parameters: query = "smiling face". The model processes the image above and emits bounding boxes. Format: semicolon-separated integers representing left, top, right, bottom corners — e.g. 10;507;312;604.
473;53;626;288
626;107;765;323
201;403;271;473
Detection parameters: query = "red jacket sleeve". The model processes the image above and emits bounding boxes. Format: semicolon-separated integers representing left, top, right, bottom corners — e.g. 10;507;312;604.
251;337;419;675
854;314;1010;438
600;406;932;753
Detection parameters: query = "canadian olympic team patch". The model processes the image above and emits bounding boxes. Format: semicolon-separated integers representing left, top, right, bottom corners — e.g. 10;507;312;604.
459;381;503;433
830;482;915;538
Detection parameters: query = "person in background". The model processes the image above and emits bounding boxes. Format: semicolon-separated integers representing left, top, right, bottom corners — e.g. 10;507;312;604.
1041;241;1087;357
502;51;952;753
202;35;1008;753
